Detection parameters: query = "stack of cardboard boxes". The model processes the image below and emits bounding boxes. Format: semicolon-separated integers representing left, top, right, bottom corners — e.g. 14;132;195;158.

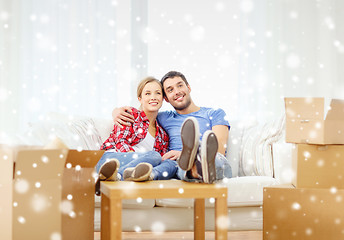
263;98;344;240
0;144;103;240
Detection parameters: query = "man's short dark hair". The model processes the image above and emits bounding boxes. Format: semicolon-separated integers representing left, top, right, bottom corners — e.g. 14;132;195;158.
160;71;189;87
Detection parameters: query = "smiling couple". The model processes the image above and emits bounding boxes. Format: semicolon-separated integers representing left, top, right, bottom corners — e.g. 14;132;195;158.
95;71;232;195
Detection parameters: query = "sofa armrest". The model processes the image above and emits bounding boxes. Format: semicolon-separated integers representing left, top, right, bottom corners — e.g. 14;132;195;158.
272;141;293;184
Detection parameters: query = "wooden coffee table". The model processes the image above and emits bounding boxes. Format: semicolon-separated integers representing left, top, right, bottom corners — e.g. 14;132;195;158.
100;180;228;240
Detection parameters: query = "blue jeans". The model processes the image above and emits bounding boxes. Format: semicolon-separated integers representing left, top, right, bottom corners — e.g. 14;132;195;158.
95;151;178;180
176;153;232;182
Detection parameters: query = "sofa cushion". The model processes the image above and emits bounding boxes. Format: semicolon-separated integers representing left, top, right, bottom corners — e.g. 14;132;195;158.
272;141;293;184
155;176;279;208
91;118;114;143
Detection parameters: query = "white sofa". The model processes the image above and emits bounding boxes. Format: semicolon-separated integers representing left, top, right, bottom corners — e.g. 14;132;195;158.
18;112;293;232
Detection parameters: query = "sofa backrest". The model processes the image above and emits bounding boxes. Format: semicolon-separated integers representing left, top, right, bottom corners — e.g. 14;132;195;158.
95;115;288;180
21;112;291;182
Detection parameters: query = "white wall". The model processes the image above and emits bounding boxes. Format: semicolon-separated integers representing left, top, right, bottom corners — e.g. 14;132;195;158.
0;0;137;139
146;0;344;120
1;0;344;142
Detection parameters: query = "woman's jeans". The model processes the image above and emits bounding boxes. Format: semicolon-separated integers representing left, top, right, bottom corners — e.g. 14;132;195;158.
96;151;178;180
176;153;232;182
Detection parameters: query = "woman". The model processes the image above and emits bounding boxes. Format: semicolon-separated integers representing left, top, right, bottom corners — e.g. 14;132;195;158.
95;77;177;195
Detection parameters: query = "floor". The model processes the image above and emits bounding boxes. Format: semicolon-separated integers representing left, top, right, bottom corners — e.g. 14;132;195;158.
94;231;262;240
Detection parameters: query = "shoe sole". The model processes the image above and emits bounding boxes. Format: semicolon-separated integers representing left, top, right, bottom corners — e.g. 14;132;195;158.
132;163;153;182
123;167;135;181
201;131;218;184
178;117;199;171
99;159;119;180
95;159;119;196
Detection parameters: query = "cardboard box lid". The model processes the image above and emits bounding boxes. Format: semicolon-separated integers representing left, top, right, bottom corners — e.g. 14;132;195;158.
285;97;344;121
285;97;324;120
326;99;344;120
65;150;103;168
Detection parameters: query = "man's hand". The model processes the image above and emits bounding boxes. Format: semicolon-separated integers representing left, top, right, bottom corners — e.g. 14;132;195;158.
112;106;135;128
162;150;181;161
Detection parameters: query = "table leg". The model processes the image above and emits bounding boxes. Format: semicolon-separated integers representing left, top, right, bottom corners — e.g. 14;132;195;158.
215;196;228;240
111;198;122;240
194;198;205;240
101;194;110;240
101;195;122;240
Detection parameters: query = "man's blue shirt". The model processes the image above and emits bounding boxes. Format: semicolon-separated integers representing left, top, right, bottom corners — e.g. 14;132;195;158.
157;107;230;151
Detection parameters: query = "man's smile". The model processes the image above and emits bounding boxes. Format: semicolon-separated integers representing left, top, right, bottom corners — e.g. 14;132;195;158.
174;95;184;101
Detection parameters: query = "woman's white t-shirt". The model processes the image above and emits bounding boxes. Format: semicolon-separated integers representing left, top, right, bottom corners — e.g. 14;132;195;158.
106;132;155;153
132;132;155;152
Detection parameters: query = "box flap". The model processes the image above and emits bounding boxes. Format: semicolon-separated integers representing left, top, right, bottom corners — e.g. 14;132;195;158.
285;97;324;120
62;150;100;239
264;184;293;189
0;145;42;161
65;150;104;168
326;99;344;120
62;168;95;239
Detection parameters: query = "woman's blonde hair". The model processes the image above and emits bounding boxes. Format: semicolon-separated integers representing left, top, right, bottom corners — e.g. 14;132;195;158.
137;76;162;98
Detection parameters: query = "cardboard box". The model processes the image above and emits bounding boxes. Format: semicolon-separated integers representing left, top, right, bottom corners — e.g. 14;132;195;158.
6;146;102;240
13;149;66;240
292;143;344;189
264;184;344;240
0;146;15;240
285;97;344;144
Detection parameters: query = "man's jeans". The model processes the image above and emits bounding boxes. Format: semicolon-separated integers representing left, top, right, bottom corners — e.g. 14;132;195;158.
176;153;232;182
96;151;178;180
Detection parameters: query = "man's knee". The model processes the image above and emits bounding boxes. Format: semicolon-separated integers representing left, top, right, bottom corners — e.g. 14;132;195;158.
149;151;162;164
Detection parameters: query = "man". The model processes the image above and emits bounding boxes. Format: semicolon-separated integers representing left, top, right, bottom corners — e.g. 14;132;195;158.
113;71;232;183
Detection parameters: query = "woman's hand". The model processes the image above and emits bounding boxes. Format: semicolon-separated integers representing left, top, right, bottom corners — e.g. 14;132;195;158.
112;106;135;128
162;150;181;161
